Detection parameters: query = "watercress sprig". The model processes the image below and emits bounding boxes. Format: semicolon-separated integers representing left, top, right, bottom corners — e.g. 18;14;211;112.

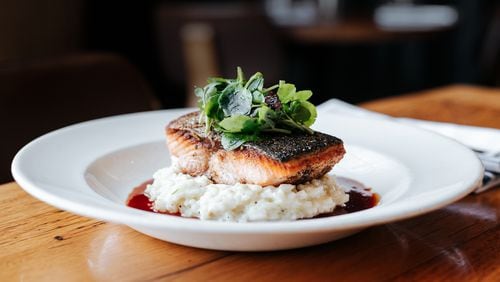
195;67;317;150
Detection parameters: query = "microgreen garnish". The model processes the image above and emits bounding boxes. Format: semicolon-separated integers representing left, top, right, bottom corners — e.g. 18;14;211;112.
195;67;317;150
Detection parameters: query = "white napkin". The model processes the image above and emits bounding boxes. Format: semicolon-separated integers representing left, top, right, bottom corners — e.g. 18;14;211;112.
317;99;500;193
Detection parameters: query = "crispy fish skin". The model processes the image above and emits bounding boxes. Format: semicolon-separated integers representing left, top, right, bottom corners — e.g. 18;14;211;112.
166;112;345;186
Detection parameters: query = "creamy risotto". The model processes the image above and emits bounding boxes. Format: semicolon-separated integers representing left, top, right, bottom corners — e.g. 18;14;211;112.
145;163;349;222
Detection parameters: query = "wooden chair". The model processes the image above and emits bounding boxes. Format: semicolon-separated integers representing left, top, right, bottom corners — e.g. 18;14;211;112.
0;53;158;183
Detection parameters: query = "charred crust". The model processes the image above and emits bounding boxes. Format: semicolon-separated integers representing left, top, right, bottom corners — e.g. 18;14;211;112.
167;111;201;130
167;112;343;162
244;132;343;162
167;111;221;150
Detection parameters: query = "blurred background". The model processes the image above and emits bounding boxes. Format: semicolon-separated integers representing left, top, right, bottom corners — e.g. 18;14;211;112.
1;0;500;182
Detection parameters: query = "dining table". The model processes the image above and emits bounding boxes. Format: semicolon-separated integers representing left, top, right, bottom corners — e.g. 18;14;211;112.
276;17;455;44
1;84;499;281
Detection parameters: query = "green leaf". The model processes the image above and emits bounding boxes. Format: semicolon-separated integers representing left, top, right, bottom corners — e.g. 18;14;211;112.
263;83;279;93
277;83;296;103
203;83;218;99
221;132;259;150
236;66;245;84
294;90;312;101
299;101;317;126
204;80;225;92
204;93;220;119
262;127;291;134
257;105;276;128
221;133;246;151
220;82;237;97
194;87;204;99
193;67;318;149
252;90;264;104
290;101;311;123
220;87;252;116
245;72;264;92
219;115;258;133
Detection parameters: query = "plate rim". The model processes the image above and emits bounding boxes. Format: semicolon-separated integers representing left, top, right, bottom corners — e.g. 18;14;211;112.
11;109;484;233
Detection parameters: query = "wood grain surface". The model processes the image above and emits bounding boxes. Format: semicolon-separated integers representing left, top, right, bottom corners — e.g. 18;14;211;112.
278;18;453;44
361;84;500;129
2;84;499;281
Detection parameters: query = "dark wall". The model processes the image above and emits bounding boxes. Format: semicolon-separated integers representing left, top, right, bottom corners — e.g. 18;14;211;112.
82;0;499;105
84;1;184;108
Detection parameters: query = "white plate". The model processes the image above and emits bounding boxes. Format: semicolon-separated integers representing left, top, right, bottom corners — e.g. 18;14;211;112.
12;109;483;251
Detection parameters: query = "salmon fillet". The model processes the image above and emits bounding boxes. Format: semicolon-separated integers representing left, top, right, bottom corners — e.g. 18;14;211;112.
166;112;345;186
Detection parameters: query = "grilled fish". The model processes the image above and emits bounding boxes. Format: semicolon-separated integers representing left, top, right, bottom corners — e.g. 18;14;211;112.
166;112;345;186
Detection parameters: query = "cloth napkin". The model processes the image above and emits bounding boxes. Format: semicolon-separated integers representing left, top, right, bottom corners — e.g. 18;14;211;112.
317;99;500;193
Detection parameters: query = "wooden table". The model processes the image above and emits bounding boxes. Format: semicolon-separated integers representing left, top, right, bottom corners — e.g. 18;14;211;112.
2;85;499;281
278;18;454;44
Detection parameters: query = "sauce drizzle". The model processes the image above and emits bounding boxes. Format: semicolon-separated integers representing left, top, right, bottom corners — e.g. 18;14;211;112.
126;180;153;212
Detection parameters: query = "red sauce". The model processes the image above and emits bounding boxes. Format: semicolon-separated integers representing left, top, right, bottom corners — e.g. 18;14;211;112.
126;177;379;217
315;177;379;218
126;180;154;211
